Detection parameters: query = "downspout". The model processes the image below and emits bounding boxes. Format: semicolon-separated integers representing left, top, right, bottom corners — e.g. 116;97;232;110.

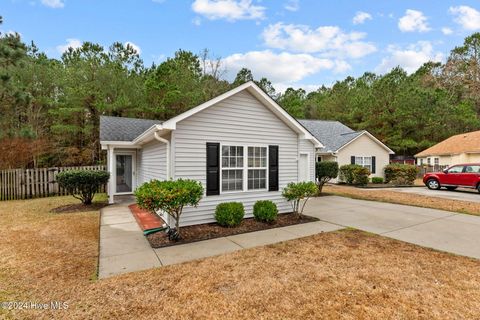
154;131;171;179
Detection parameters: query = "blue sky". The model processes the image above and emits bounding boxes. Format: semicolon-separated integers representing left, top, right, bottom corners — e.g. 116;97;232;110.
2;0;480;92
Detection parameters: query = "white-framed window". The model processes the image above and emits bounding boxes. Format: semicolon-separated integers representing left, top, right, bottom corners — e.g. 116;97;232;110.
427;157;431;165
248;146;267;190
420;159;424;165
355;156;372;172
221;145;268;193
317;156;323;163
434;158;439;166
221;146;244;192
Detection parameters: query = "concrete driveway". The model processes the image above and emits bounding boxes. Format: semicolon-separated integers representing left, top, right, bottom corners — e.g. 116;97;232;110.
382;186;480;203
304;196;480;259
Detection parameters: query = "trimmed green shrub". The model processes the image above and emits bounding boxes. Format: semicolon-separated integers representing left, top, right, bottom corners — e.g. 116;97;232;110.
282;181;317;217
56;170;110;205
134;179;203;238
371;177;384;184
384;164;418;185
215;202;245;227
315;161;339;193
339;164;370;186
253;200;278;223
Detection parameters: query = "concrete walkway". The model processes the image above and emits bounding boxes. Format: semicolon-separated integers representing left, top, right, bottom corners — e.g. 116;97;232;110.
379;186;480;203
99;205;341;278
99;195;480;278
304;196;480;259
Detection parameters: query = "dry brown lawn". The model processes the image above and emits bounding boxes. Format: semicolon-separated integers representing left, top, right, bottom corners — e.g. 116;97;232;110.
324;184;480;216
2;196;480;319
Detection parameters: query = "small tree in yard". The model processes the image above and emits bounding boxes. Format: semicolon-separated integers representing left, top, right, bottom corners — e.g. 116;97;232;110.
134;179;203;239
282;181;317;218
56;170;110;205
316;161;339;193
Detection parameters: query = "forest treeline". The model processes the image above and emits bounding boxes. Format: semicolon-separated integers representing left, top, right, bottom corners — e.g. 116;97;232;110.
1;15;480;169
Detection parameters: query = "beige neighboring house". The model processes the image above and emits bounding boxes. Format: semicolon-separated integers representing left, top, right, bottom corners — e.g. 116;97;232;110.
415;130;480;167
298;120;395;178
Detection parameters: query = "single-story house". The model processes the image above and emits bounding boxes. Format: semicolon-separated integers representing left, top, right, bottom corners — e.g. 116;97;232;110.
298;120;394;179
415;130;480;167
100;82;322;226
100;82;393;226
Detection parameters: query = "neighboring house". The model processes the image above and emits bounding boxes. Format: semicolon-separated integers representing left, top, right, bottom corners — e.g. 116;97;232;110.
298;120;394;178
100;82;322;226
415;130;480;167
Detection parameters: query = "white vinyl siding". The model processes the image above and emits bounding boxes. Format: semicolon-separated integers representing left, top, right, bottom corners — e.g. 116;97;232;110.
173;90;315;226
137;139;167;185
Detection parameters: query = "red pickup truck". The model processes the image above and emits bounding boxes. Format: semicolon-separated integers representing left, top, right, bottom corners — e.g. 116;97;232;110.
423;163;480;193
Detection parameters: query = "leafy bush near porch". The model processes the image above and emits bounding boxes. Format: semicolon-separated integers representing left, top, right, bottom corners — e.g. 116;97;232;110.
253;200;278;223
384;164;418;185
282;181;317;217
134;179;203;238
315;161;339;193
215;202;245;227
371;177;384;184
339;164;370;186
56;170;110;205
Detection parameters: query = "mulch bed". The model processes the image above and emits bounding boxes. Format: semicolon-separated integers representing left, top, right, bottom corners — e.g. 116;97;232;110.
50;202;108;213
146;213;318;248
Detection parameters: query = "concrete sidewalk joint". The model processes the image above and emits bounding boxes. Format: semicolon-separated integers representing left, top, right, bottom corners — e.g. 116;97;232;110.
98;206;342;279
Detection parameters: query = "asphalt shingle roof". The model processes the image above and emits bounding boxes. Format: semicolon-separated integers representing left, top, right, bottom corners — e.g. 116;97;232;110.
100;116;163;142
298;119;362;153
415;130;480;157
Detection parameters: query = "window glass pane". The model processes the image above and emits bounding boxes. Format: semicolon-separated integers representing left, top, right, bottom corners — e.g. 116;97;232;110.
222;158;228;167
261;147;266;157
247;169;267;190
261;158;267;167
448;166;464;173
237;146;243;156
222;146;229;156
230;146;236;156
237;157;243;167
222;169;243;192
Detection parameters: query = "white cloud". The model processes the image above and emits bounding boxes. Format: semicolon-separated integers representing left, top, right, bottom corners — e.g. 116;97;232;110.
41;0;64;8
398;9;430;32
449;6;480;31
191;0;265;21
223;50;348;83
273;82;321;94
192;17;202;26
284;0;299;12
262;22;376;58
441;27;453;35
125;42;141;54
56;38;82;53
353;11;372;25
376;41;443;74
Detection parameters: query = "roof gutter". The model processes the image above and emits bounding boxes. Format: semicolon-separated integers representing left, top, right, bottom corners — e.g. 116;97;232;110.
153;130;171;180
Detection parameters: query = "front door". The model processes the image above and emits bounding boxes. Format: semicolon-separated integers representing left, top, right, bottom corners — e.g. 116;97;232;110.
443;165;464;185
116;154;134;193
298;153;310;182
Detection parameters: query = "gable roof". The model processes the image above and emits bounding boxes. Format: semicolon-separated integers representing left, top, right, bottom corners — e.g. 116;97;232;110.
156;81;322;147
100;81;323;148
415;130;480;157
298;119;394;154
100;116;162;142
298;120;361;152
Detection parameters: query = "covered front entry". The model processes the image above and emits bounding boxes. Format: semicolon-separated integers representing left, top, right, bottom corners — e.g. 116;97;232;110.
106;147;138;204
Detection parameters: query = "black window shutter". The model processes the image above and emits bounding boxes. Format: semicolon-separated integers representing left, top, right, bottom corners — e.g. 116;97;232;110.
206;143;220;196
351;156;355;164
268;145;279;191
371;156;376;174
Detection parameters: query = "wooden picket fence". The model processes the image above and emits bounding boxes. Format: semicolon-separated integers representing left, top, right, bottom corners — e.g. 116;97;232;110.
0;165;107;201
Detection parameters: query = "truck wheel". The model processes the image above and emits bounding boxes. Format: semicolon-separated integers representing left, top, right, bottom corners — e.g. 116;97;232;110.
426;179;440;190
